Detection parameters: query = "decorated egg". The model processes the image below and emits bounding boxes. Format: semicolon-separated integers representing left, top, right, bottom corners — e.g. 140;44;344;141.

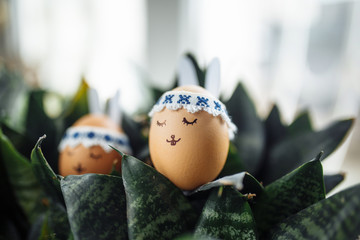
148;58;237;190
58;89;132;176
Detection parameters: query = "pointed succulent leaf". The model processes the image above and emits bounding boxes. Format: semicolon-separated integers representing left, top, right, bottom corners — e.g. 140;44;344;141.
241;172;264;197
38;202;71;240
264;119;353;183
288;111;312;136
60;174;127;240
0;129;46;223
121;113;147;158
252;156;325;235
31;135;64;204
219;143;246;177
26;90;59;171
122;154;197;240
324;173;345;194
61;78;90;129
264;105;287;147
225;83;265;175
194;186;257;240
269;183;360;239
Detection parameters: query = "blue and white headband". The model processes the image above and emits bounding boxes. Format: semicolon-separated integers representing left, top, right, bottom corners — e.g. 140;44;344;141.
58;126;132;154
149;90;237;139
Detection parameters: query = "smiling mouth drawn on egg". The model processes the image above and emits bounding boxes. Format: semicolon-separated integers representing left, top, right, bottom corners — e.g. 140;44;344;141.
166;135;181;146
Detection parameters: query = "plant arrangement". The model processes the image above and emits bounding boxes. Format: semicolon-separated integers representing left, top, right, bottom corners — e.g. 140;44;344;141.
0;55;359;240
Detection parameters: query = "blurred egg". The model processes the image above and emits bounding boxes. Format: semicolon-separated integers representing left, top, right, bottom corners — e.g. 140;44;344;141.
58;114;131;176
149;85;230;190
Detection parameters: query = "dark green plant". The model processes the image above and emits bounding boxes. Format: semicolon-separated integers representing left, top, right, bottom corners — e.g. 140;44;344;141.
0;55;358;239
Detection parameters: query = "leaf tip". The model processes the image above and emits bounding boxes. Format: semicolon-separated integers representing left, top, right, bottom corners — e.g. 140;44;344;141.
36;134;47;148
109;145;125;157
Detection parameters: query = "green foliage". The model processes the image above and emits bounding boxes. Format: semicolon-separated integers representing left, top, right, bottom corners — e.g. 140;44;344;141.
194;187;257;240
252;154;326;235
30;135;64;205
122;154;197;240
0;129;45;224
269;184;360;239
0;55;358;239
61;174;127;240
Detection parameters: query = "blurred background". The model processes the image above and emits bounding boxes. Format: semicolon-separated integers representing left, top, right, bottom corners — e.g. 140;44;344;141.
0;0;359;193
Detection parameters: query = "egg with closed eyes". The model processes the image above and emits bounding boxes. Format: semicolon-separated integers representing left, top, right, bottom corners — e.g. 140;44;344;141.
58;114;132;176
149;85;235;190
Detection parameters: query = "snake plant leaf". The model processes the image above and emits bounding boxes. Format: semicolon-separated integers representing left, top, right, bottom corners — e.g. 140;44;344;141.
264;119;353;183
122;113;147;158
0;153;29;240
225;83;265;175
219;142;246;177
194;186;257;240
264;105;287;148
26;90;59;171
61;78;89;129
30;135;64;205
60;174;127;240
122;154;197;240
324;173;345;194
241;172;264;197
269;183;360;239
39;202;71;240
0;128;46;224
252;156;325;235
288;110;312;136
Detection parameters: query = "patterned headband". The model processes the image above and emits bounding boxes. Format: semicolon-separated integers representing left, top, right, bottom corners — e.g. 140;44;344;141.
149;90;237;138
58;126;132;154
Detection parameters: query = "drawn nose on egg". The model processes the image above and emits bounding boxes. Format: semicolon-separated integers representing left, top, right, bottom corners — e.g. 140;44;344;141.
166;135;181;146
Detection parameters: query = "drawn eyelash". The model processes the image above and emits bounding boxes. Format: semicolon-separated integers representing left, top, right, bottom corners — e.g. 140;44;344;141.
157;120;166;127
90;152;102;160
182;117;197;126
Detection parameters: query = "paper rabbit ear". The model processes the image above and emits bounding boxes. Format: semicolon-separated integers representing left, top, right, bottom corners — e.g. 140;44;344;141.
88;88;103;114
178;56;199;87
108;90;122;126
205;58;221;98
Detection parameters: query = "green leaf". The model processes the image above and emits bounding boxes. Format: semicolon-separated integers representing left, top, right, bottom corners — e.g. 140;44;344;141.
225;83;265;175
252;156;325;235
241;173;264;197
61;174;127;240
288;111;312;136
121;113;147;158
30;135;64;204
61;78;89;129
324;173;345;194
194;186;257;240
122;154;197;240
37;202;71;240
264;119;353;183
269;183;360;239
25;90;59;171
0;128;45;224
219;143;246;177
264;105;287;148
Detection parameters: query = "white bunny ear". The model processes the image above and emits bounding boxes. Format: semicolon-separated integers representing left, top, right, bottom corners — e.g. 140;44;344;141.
205;58;221;98
88;88;103;114
178;56;199;86
108;90;122;126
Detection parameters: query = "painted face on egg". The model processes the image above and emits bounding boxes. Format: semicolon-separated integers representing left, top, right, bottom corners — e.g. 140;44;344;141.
149;86;231;190
58;114;131;176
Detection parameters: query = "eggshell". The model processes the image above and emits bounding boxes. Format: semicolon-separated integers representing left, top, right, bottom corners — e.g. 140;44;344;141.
59;114;123;176
149;86;230;190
